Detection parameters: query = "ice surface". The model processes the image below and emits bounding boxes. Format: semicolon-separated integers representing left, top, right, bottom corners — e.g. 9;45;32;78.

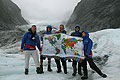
0;28;120;80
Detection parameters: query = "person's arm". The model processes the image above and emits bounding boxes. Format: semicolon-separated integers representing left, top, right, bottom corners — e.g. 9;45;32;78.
70;32;74;36
20;32;28;52
41;33;46;45
37;36;42;51
65;31;67;34
86;39;93;56
41;36;43;42
41;34;44;42
56;30;60;34
80;32;82;37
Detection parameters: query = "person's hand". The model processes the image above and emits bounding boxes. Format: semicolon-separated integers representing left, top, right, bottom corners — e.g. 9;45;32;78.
85;54;88;57
57;30;60;33
85;55;92;60
20;49;24;52
42;34;45;37
40;51;42;55
41;46;43;49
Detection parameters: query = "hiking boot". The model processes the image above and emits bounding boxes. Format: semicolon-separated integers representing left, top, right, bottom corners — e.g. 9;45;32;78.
72;73;76;76
57;69;62;73
78;72;82;76
72;65;77;76
36;67;41;74
81;76;88;79
48;65;52;72
40;65;44;74
100;73;107;78
25;69;28;75
64;70;67;74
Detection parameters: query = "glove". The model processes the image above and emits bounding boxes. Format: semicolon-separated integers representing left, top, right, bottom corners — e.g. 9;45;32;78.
40;51;42;55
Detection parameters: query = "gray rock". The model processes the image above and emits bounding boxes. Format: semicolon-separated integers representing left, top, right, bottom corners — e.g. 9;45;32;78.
0;0;28;31
66;0;120;32
0;30;25;47
0;0;28;47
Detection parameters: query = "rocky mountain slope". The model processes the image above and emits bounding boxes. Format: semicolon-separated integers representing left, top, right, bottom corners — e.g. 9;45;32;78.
66;0;120;32
0;0;28;46
0;0;28;31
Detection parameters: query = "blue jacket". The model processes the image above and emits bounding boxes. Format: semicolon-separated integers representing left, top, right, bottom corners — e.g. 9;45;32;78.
21;32;41;51
71;25;82;37
82;31;93;59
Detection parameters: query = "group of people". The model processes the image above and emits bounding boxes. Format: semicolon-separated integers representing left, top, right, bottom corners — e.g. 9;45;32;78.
20;24;107;79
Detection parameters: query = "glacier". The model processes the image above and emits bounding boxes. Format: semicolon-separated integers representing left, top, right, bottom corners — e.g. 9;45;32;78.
0;28;120;80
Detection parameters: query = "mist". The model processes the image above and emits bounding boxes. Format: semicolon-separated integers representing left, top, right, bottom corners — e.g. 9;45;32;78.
12;0;81;24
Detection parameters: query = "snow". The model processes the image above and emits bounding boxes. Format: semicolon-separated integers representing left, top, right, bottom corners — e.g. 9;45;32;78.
89;29;120;80
0;28;120;80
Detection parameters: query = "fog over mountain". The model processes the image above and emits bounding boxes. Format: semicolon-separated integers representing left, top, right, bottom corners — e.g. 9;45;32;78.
12;0;81;24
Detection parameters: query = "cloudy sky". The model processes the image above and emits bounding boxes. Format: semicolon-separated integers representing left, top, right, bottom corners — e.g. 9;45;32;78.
12;0;81;24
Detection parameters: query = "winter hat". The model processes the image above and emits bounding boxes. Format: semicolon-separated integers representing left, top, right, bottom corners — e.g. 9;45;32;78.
47;25;52;31
47;25;52;29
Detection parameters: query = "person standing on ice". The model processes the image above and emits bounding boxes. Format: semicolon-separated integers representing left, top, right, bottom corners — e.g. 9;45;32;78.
81;31;107;79
20;25;42;75
70;25;82;76
55;25;67;74
40;25;53;73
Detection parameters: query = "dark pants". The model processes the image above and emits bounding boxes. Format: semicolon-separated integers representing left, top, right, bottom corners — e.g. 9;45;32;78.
72;60;82;74
82;59;103;76
40;55;51;60
55;58;67;72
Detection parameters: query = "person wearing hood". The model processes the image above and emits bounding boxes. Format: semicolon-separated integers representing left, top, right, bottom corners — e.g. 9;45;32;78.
70;25;82;76
20;25;42;75
71;25;82;37
41;25;53;42
40;25;53;73
81;31;107;79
